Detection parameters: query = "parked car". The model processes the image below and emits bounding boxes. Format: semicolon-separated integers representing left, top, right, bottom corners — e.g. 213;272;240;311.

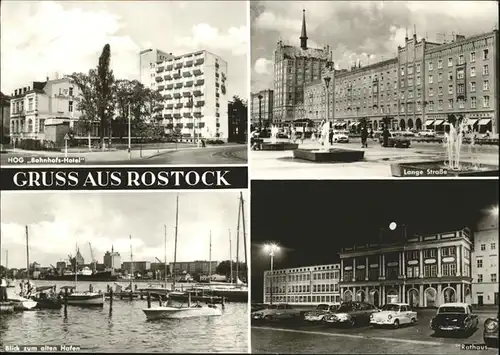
304;303;340;322
332;131;349;143
483;317;499;347
251;304;301;321
379;131;411;148
417;129;436;137
370;303;418;328
277;132;289;139
324;301;379;327
251;303;268;313
398;131;416;137
430;303;479;336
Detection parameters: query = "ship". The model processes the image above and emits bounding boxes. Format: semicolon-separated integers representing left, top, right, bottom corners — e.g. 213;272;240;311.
44;267;118;282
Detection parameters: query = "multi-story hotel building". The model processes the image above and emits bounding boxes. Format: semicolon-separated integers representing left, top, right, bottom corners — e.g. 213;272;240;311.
273;10;334;123
472;211;499;306
250;89;274;127
9;75;89;144
139;49;174;89
339;227;473;308
148;50;229;141
263;264;341;305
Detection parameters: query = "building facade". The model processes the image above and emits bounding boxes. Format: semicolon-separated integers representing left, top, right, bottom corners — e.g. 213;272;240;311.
472;212;499;306
148;50;229;141
169;260;218;276
139;49;175;89
122;261;151;274
339;227;473;308
103;246;121;271
250;89;274;127
228;98;247;142
273;10;334;123
1;92;10;141
263;263;341;305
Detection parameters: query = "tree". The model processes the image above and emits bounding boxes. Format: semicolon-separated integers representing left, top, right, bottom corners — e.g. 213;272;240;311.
228;95;248;140
95;44;115;150
215;260;247;280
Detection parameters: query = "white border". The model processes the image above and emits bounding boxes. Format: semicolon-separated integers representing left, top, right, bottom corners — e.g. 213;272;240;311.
246;0;252;352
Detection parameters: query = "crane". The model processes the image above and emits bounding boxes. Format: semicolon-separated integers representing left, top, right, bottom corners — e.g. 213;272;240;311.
89;242;97;273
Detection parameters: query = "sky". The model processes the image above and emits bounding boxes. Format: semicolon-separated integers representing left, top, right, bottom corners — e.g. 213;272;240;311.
1;0;248;98
251;0;499;92
250;180;499;300
0;191;249;269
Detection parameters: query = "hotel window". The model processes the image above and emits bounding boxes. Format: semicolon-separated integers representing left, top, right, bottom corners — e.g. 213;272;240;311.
470;52;476;62
416;101;421;111
417;88;421;97
406;266;419;279
429;88;434;97
428;62;433;70
344;270;353;281
457;84;464;94
416;76;421;85
401;67;405;76
28;98;33;111
483;80;489;91
386;266;398;280
448;57;453;67
416;63;421;73
400;79;405;87
470;82;476;92
447;84;453;94
448;72;453;81
424;264;437;277
438;86;443;95
423;249;437;258
483;49;489;60
441;247;456;257
463;265;470;277
457;68;464;79
471;97;477;109
442;263;456;277
492;274;497;283
408;90;413;99
438;73;443;82
437;59;443;69
470;67;476;77
428;75;433;84
438;100;443;110
492;243;496;250
408;66;413;74
478;274;483;283
69;87;74;96
481;244;486;251
401;104;405;113
69;101;73;112
408;78;413;86
483;96;490;108
458;55;464;65
368;268;379;280
483;65;489;75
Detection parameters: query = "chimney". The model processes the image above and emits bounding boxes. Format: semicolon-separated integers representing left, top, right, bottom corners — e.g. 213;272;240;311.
300;9;308;50
14;89;17;96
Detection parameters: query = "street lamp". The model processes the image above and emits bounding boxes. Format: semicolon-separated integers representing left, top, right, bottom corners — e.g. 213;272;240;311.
324;76;331;127
128;104;132;160
258;94;263;130
264;243;279;305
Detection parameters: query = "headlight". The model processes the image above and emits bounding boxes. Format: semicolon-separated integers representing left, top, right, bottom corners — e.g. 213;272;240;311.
370;314;374;319
485;319;498;331
388;315;392;320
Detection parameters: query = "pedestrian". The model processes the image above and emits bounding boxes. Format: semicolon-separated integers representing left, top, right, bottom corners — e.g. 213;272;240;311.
301;125;305;144
0;274;8;302
250;129;260;150
361;126;369;148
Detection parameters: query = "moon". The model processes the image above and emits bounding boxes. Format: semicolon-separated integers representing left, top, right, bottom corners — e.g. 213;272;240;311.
389;222;397;230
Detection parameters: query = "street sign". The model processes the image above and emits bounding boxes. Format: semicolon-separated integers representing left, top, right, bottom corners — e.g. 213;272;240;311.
64;133;70;140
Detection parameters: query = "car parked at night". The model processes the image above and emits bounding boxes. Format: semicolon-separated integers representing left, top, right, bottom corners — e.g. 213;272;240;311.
379;131;411;148
324;301;379;327
251;303;301;322
370;303;418;328
304;303;341;323
483;317;499;347
430;303;479;336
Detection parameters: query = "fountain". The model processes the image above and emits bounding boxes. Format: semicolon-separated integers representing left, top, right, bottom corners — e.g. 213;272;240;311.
293;120;365;162
391;115;498;177
260;124;299;151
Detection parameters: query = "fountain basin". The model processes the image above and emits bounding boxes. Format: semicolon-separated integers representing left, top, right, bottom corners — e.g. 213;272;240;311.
391;160;499;177
261;142;299;151
293;148;365;162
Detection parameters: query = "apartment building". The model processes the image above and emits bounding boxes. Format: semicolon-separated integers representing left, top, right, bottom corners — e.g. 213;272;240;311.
263;264;341;305
339;227;473;308
149;50;229;141
139;49;175;89
122;261;151;274
169;260;219;276
250;89;274;127
472;211;499;306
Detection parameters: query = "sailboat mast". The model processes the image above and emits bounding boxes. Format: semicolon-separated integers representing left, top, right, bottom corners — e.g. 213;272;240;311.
240;192;248;272
130;235;133;290
164;225;167;286
172;195;179;291
74;243;78;288
26;226;30;282
236;196;241;283
208;231;212;281
229;229;233;283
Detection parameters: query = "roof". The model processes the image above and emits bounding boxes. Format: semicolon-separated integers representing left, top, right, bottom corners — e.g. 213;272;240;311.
439;302;469;308
386;303;410;306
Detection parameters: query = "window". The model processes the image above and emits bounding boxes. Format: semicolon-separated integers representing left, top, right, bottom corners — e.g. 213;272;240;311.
407;266;419;278
438;100;443;110
458;55;464;65
442;263;456;277
438;73;443;82
470;52;476;62
448;72;453;81
470;67;476;77
470;82;476;92
491;274;497;283
457;68;464;79
28;98;33;111
401;67;405;76
448;57;453;67
448;99;453;109
424;264;437;277
481;244;486;251
483;80;489;91
417;88;421;97
428;62;433;70
68;101;73;112
483;65;489;75
471;96;477;109
416;76;421;85
408;66;413;75
483;96;490;108
437;59;443;69
478;274;483;283
457;84;464;94
416;63;421;73
408;78;413;86
491;243;496;250
448;84;453;94
428;75;433;84
69;87;74;96
483;49;489;60
429;88;434;97
477;259;483;268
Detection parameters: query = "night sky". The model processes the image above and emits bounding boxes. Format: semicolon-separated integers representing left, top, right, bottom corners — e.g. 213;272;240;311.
251;180;498;301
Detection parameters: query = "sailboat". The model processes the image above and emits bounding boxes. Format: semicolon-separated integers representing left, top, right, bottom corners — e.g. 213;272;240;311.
65;243;104;307
7;226;37;311
142;195;222;320
140;226;171;297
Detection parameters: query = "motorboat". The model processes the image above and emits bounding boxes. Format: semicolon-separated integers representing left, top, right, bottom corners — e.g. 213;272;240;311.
143;303;222;320
32;286;62;309
61;286;105;307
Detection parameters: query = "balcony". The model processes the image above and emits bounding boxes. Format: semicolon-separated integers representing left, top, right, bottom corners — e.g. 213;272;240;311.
197;122;205;128
173;92;181;98
164;94;172;100
215;73;220;79
173;72;181;79
196;100;205;107
182;71;192;78
156;66;164;73
166;84;174;90
185;81;193;87
194;112;202;118
185;101;193;108
183;91;192;97
195;79;204;86
216;93;220;98
174;62;183;69
193;69;203;76
193;90;202;97
195;58;204;65
166;123;174;129
175;103;183;109
185;60;193;67
183;113;192;118
221;85;226;95
176;123;183;128
174;113;182;119
158;85;165;91
164;74;172;80
155;77;163;82
166;104;174;109
221;73;226;81
216;113;220;118
215;83;220;88
166;65;173;71
164;114;173;119
175;83;183;89
155;104;165;110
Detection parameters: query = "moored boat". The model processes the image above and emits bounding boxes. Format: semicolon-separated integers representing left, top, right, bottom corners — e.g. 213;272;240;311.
0;302;15;314
61;286;105;307
143;304;222;320
32;286;62;309
8;295;38;311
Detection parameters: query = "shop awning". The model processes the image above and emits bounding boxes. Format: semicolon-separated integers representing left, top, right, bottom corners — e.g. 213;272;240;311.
465;119;478;126
336;121;347;127
433;119;445;126
478;118;491;126
425;120;435;126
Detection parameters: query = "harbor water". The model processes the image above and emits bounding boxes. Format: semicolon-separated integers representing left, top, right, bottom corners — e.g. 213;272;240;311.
0;281;248;353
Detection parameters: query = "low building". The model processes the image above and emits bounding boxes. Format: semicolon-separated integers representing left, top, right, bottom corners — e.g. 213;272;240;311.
169;260;218;276
472;211;499;306
263;263;341;305
339;226;473;308
250;89;274;128
122;261;151;274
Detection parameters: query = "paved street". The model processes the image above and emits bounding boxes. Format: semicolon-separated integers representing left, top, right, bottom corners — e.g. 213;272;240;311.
0;143;247;166
252;309;498;354
251;138;498;179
